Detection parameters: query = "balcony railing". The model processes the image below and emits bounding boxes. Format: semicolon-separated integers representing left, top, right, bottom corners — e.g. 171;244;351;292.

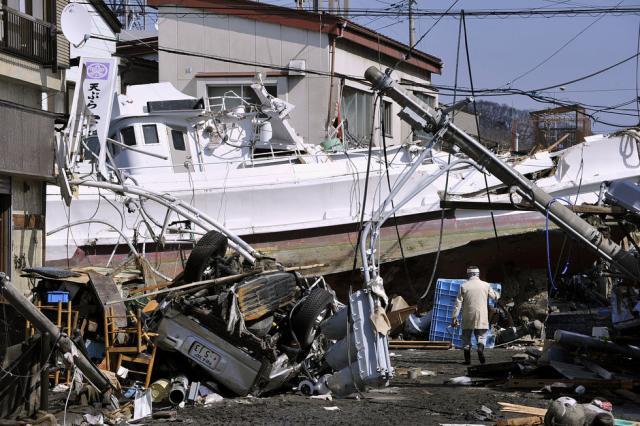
0;6;54;65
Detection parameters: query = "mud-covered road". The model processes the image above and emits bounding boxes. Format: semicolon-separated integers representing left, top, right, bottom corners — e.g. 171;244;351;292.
171;348;640;425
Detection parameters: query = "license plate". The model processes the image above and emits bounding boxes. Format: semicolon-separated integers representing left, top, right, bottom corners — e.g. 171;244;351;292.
188;341;220;369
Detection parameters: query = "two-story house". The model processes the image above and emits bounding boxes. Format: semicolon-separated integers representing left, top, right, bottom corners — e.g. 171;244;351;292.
0;0;69;291
148;0;442;147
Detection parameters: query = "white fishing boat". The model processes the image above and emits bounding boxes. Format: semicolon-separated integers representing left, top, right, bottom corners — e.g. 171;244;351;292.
45;77;640;276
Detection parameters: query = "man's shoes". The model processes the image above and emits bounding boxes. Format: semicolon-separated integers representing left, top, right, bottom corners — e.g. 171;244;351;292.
477;343;486;364
463;349;471;365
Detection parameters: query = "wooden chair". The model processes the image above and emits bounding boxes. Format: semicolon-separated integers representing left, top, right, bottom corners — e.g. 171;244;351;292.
26;301;77;385
115;344;157;388
103;307;156;387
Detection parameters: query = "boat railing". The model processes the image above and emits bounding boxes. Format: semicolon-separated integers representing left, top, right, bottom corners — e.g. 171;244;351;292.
205;92;259;114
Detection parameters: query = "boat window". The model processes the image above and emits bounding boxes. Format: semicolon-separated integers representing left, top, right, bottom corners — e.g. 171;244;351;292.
171;129;186;151
143;124;159;144
121;126;137;146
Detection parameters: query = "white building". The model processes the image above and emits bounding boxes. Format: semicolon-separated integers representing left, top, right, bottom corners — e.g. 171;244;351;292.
149;0;442;146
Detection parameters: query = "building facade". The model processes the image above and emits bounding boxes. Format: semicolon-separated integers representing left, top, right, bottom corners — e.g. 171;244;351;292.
149;0;442;147
0;0;69;291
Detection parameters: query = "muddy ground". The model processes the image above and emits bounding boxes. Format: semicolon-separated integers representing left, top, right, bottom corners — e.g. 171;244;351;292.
162;348;640;425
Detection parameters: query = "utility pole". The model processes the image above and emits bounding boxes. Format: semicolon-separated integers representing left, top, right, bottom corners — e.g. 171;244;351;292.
409;0;416;46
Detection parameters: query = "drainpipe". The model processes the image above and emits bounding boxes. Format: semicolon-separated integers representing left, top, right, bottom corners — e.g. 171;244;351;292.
326;22;346;137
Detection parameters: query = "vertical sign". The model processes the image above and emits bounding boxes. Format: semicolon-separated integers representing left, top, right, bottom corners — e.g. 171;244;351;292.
80;57;119;179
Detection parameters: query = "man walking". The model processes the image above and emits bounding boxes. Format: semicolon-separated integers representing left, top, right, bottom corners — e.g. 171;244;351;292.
451;266;499;365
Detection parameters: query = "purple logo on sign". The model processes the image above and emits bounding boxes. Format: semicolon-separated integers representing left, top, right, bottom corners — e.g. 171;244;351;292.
86;62;110;80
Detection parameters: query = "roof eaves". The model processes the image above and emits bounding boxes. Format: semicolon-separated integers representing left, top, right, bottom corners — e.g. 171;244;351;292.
87;0;122;34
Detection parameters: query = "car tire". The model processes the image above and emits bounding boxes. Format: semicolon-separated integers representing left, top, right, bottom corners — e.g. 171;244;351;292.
292;288;334;349
183;230;228;283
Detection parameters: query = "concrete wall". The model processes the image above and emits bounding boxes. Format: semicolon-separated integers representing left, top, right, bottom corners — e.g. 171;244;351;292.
158;7;331;143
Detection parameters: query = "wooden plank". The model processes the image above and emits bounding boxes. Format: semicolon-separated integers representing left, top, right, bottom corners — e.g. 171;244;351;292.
496;416;544;426
498;402;547;416
88;271;127;329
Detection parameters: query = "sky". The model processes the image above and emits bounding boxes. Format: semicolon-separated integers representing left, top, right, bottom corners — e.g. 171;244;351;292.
270;0;640;133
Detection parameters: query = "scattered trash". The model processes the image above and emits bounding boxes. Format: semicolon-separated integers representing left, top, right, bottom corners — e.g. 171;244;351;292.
133;389;153;420
203;393;224;406
309;394;333;401
445;376;472;386
468;405;494;422
82;413;104;425
323;406;340;411
150;379;171;403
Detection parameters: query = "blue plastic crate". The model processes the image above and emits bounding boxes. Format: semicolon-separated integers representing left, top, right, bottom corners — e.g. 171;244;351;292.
428;279;501;349
47;291;69;303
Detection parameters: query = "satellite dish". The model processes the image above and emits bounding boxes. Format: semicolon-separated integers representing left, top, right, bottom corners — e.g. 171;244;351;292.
61;3;92;47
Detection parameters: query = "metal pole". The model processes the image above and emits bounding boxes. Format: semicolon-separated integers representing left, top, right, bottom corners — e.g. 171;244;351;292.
40;332;49;411
0;274;111;393
364;66;640;282
409;0;415;47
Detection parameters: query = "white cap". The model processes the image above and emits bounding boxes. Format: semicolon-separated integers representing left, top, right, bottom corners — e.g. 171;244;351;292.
466;266;480;276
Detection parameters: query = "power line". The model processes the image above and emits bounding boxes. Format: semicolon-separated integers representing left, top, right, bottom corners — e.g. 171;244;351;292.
636;21;640;123
87;2;640;18
503;0;624;87
392;0;460;70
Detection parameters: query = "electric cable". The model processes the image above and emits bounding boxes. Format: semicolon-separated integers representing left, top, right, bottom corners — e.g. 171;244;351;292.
380;104;417;298
636;21;640;123
391;0;461;70
350;95;380;277
461;11;502;254
503;0;624;88
418;14;463;301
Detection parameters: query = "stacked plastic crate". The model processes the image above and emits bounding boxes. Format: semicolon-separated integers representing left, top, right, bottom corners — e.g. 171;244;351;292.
428;279;501;348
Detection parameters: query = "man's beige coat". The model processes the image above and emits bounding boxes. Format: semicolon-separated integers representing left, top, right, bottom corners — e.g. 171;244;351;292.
452;277;499;330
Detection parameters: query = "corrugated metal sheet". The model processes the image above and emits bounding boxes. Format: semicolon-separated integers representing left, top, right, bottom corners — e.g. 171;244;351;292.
0;100;56;178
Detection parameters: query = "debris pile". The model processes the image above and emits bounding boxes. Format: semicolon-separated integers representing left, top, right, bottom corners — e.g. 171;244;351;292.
0;228;389;423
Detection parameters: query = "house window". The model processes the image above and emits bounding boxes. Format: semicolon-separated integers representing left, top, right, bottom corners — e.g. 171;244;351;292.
414;91;436;108
411;92;437;142
342;86;373;144
171;130;186;151
142;125;159;144
382;101;393;137
207;84;277;110
121;127;137;146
